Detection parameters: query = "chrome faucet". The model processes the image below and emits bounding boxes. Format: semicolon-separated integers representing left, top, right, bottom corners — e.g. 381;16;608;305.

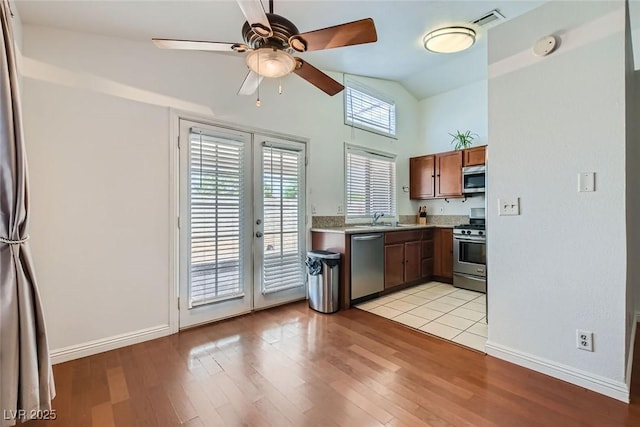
371;212;384;226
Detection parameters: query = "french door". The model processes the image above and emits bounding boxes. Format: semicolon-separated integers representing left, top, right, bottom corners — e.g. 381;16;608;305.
253;136;307;309
178;120;306;328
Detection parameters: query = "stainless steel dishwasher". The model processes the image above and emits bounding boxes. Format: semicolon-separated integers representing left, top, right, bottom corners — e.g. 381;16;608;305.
350;233;384;300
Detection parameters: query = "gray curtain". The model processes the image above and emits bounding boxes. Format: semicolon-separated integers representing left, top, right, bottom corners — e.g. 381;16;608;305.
0;1;55;425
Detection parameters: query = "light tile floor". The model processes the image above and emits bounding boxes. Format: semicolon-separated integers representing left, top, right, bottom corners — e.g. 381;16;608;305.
355;281;488;352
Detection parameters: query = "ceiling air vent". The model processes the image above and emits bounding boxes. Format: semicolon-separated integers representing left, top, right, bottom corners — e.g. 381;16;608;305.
472;9;505;29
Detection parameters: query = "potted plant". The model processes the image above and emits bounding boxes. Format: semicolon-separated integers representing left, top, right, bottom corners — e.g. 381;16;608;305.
449;130;478;150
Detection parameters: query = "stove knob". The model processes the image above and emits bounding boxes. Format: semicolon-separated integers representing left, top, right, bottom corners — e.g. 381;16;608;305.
466;230;471;235
479;231;484;235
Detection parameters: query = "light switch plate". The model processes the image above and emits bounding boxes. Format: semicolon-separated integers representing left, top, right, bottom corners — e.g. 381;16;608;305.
578;172;595;192
498;198;520;216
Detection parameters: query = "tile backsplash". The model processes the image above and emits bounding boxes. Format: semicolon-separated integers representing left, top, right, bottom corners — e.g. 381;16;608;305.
311;215;468;228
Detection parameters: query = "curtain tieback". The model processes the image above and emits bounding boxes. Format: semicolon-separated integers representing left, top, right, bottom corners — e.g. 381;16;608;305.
0;235;29;245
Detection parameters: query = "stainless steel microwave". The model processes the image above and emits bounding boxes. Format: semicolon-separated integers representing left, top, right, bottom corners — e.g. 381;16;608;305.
462;165;486;194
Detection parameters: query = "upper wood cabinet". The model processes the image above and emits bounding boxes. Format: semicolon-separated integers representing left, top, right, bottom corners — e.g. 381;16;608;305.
410;150;462;199
409;155;435;199
463;146;487;167
435;151;463;198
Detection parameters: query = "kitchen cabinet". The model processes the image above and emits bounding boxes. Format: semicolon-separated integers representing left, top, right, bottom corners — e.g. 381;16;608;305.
420;230;434;278
384;244;404;288
311;226;453;310
463;146;487;166
435;151;463;197
410;150;463;199
410;155;435;199
434;228;453;281
384;230;422;290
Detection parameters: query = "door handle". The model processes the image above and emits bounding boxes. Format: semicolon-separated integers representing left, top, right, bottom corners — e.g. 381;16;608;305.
352;234;383;241
255;231;263;238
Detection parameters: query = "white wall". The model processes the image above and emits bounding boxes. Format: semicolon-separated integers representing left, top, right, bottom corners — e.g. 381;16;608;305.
486;0;629;400
416;80;487;216
20;25;419;357
7;1;22;50
626;0;640;374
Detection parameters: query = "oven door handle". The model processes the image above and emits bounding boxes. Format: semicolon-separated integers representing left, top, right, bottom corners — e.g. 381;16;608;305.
454;272;486;282
454;237;486;243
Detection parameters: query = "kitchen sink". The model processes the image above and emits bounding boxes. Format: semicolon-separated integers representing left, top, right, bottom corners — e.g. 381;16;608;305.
350;223;417;229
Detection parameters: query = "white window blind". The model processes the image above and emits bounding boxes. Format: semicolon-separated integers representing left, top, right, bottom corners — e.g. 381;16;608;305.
262;144;305;294
346;146;397;220
344;79;396;138
189;129;245;307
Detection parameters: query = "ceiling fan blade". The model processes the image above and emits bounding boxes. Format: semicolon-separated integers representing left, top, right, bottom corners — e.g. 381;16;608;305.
238;70;264;96
236;0;273;37
152;38;248;52
293;58;344;96
295;18;377;52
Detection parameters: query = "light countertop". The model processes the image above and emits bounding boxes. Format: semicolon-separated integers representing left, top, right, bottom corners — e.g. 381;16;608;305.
310;223;456;234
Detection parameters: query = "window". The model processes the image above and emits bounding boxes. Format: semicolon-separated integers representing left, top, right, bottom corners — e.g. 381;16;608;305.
344;78;396;138
345;144;397;221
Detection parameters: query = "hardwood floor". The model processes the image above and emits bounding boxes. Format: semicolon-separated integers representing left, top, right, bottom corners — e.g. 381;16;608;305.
25;302;640;426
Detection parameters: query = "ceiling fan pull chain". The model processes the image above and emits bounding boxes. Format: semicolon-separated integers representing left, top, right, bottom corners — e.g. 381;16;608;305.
198;131;203;188
256;53;262;107
279;79;283;95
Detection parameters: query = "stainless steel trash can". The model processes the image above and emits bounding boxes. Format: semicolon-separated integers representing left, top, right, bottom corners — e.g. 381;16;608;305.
305;250;340;313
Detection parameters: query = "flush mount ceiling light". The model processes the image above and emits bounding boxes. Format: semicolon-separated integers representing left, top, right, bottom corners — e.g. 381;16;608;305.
423;27;476;53
246;47;297;78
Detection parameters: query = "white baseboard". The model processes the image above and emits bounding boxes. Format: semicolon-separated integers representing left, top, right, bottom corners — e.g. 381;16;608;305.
50;324;171;364
485;341;629;403
626;312;640;388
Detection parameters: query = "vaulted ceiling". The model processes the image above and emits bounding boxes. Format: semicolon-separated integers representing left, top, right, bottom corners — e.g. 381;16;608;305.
15;0;548;99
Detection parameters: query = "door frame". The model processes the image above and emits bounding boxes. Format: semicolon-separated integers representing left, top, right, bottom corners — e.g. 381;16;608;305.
168;109;310;331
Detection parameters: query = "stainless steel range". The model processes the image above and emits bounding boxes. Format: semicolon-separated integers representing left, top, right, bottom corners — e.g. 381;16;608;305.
453;208;486;293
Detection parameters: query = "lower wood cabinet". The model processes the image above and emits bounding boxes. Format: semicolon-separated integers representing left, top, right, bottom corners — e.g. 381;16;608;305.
384;243;405;289
311;226;455;310
421;230;434;278
434;228;453;280
384;231;422;290
404;241;422;283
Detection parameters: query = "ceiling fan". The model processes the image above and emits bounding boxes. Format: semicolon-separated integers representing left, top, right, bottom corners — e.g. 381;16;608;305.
152;0;377;97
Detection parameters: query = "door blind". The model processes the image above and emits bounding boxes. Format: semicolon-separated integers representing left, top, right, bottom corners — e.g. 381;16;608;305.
262;144;304;294
189;129;245;307
346;146;397;220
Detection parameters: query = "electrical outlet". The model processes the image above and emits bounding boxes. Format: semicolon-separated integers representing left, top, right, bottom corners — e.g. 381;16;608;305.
576;330;594;352
578;172;595;192
439;206;444;213
337;204;344;214
311;204;317;214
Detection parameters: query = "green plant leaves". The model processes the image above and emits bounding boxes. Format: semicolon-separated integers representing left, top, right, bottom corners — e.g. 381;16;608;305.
449;130;478;150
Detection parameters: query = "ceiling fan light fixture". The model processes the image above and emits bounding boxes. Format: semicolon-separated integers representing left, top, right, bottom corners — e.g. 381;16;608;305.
423;26;476;53
246;48;297;78
231;43;249;53
288;35;307;52
250;22;273;38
